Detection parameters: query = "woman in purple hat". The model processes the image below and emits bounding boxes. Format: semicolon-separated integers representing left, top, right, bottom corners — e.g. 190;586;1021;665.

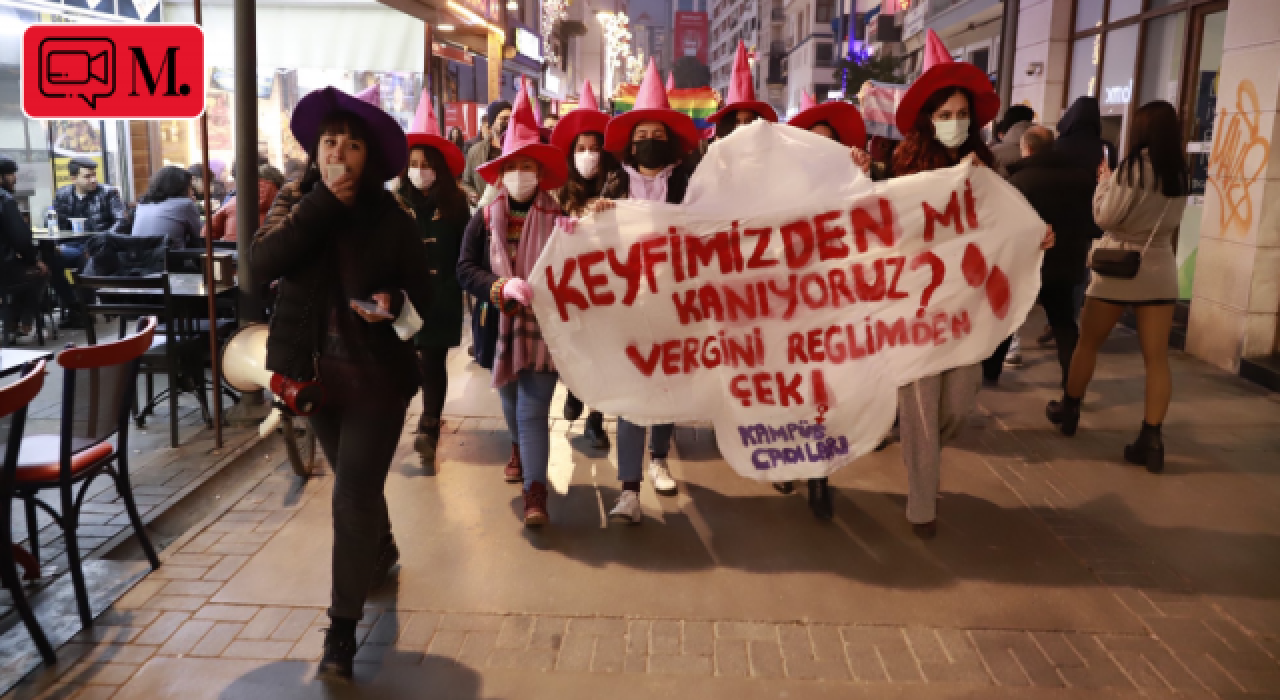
250;87;432;681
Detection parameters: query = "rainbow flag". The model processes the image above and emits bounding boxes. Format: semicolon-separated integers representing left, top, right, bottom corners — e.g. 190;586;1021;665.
611;84;721;131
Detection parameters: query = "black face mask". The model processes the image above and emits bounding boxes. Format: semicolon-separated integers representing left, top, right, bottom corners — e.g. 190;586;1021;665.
632;138;673;169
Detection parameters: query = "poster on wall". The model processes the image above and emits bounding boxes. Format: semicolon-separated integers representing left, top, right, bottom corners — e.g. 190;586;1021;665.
48;120;106;190
444;103;480;140
674;12;709;65
206;92;233;151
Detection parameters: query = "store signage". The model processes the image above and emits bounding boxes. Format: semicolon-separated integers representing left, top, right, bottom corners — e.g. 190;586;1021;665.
22;23;206;119
433;42;473;66
516;28;541;61
454;0;502;23
1103;79;1133;106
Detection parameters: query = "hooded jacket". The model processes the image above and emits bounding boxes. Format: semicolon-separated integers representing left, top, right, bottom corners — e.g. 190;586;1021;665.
1007;150;1101;286
1054;97;1117;172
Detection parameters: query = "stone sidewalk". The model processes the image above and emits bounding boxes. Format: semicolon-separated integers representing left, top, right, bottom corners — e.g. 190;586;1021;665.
5;315;1279;699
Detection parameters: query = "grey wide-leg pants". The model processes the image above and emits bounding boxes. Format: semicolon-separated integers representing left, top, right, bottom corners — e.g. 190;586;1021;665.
897;364;981;524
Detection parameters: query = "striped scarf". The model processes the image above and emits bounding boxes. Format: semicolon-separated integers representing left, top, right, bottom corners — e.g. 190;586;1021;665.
485;189;561;388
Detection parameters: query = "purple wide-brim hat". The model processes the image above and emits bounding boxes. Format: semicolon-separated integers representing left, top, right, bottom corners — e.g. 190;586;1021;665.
291;86;408;182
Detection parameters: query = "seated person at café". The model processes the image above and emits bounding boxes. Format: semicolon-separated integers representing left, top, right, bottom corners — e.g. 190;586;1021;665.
53;157;124;234
204;164;282;242
0;157;50;340
130;165;203;249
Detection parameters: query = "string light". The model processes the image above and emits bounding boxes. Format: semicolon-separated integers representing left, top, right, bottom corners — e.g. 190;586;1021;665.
597;11;632;98
541;0;568;64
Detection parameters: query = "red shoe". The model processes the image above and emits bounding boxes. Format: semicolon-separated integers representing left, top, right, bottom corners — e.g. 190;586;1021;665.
504;443;522;483
523;482;549;527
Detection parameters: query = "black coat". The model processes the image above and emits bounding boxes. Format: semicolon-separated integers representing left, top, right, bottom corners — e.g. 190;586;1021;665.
250;182;432;395
1007;150;1101;286
0;188;37;266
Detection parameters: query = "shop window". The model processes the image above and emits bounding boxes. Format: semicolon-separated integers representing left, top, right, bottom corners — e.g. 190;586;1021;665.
1074;0;1104;31
816;0;834;24
1108;0;1142;23
1098;23;1140;118
816;43;834;66
969;48;989;75
1138;11;1187;107
1067;36;1100;104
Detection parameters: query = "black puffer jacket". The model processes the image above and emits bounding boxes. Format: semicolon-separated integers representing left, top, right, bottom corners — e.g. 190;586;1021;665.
251;181;432;395
1055;97;1118;173
1007;150;1101;286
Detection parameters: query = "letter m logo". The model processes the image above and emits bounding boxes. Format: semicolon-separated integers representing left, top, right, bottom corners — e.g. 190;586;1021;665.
129;46;180;97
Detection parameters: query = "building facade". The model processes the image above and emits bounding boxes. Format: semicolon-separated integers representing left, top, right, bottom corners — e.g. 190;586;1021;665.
779;0;840;113
1012;0;1278;378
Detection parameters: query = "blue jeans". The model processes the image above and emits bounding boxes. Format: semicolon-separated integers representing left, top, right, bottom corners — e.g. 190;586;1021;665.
616;420;674;483
497;370;558;489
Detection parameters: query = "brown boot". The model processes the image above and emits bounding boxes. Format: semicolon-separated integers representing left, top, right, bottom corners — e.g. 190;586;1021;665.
503;443;522;483
523;481;549;527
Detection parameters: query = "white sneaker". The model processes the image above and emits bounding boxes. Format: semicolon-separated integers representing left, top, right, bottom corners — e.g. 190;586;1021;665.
1005;335;1023;366
609;490;642;524
649;457;677;495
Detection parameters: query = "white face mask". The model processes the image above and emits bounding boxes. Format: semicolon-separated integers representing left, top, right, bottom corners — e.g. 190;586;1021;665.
503;169;539;201
932;118;971;149
406;168;435;190
574;151;601;178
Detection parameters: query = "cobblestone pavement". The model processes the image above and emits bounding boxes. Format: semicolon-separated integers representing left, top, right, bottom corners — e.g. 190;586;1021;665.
5;318;1279;699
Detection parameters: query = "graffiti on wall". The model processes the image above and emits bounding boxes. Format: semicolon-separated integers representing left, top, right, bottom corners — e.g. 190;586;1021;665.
1207;80;1272;237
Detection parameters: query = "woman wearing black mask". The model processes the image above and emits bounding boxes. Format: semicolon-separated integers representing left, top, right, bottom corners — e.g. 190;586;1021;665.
551;80;617;450
589;59;701;525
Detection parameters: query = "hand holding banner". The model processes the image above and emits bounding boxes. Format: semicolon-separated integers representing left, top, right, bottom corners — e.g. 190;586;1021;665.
532;121;1046;481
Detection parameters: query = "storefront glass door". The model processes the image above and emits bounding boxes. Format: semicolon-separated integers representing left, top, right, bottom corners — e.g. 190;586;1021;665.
1178;5;1228;300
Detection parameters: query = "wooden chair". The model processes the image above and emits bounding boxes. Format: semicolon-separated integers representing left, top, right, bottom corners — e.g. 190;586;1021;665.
75;274;212;447
0;360;56;665
13;318;161;628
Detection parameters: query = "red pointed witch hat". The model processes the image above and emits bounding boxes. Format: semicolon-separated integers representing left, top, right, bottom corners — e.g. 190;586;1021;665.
708;41;778;124
895;30;999;134
406;92;465;176
603;58;700;154
550;80;610;152
477;79;568;189
788;91;868;148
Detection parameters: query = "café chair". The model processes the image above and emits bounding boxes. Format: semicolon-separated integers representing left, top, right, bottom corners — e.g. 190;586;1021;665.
76;274;213;447
0;360;57;665
12;318;161;628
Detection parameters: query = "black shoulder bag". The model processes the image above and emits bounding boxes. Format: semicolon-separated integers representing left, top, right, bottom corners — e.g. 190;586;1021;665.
1089;199;1171;280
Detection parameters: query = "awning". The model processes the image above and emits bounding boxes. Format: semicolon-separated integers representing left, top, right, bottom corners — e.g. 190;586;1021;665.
165;2;426;72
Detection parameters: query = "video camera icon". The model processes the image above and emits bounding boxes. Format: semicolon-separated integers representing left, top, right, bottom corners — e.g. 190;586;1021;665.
39;37;115;109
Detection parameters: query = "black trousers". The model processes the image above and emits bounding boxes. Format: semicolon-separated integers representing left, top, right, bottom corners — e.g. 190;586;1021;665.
418;346;449;428
1038;281;1080;388
309;392;409;622
1;264;49;329
982;335;1015;382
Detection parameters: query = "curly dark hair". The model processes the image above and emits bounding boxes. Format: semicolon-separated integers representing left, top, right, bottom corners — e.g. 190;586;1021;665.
140;165;193;204
890;87;994;177
557;132;620;216
397;144;470;223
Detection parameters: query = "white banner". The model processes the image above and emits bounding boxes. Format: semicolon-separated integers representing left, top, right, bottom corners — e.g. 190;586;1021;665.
532;121;1045;481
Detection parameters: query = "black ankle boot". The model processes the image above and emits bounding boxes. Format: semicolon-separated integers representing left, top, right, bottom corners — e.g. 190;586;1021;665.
1046;395;1082;436
1124;422;1164;474
583;410;610;450
370;535;400;587
317;618;358;680
415;421;440;463
807;478;833;520
563;392;584;421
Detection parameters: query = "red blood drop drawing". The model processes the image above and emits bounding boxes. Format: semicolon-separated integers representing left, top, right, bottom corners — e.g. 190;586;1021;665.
986;266;1011;319
962;243;987;288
